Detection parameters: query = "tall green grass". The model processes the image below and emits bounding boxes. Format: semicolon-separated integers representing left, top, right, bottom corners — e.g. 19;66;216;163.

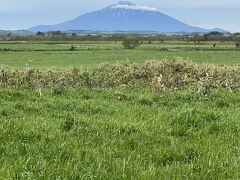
0;88;239;179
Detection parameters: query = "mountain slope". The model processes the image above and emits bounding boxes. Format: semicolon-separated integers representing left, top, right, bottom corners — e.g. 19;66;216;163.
28;1;220;33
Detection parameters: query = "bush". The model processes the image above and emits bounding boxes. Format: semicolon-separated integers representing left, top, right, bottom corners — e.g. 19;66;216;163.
122;39;141;49
236;42;240;48
69;45;77;51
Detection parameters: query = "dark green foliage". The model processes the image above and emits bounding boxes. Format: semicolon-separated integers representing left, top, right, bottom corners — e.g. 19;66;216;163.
122;39;141;49
61;117;75;132
52;87;65;96
36;31;45;36
69;45;77;51
208;31;223;36
0;48;17;52
236;42;240;48
138;96;153;106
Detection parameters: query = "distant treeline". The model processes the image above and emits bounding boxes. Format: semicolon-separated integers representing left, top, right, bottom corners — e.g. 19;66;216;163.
0;31;240;42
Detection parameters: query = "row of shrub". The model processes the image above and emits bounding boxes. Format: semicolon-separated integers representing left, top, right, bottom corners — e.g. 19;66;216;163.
0;48;17;52
0;59;239;95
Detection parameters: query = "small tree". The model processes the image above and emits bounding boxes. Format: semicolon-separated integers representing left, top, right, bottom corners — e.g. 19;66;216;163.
236;42;240;48
122;39;141;49
70;45;77;51
36;31;45;36
71;33;77;37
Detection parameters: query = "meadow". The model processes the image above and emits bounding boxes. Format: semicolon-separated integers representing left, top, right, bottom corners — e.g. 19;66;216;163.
0;41;240;69
0;87;240;179
0;40;240;179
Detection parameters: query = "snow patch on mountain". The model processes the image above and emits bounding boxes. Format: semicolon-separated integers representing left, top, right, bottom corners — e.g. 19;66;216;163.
116;0;135;6
110;4;159;12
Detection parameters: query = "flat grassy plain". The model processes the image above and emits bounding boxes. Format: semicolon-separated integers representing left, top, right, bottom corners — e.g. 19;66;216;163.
0;41;239;69
0;41;240;179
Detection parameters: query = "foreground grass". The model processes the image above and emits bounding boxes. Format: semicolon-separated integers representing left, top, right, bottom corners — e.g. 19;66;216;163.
0;88;240;179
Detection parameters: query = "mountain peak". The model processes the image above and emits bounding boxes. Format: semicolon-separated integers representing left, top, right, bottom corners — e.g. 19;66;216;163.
108;1;159;12
116;1;135;6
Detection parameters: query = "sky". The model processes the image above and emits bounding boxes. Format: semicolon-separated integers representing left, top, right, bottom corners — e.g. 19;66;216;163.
0;0;239;32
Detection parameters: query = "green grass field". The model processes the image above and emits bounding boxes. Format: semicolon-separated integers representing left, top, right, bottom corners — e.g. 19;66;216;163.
0;41;239;69
0;41;240;179
0;88;240;179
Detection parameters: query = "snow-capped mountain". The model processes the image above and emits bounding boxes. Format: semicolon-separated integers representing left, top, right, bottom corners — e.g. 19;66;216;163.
28;1;221;33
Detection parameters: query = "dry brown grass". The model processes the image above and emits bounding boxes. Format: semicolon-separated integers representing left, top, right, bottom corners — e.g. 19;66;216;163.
0;59;239;95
